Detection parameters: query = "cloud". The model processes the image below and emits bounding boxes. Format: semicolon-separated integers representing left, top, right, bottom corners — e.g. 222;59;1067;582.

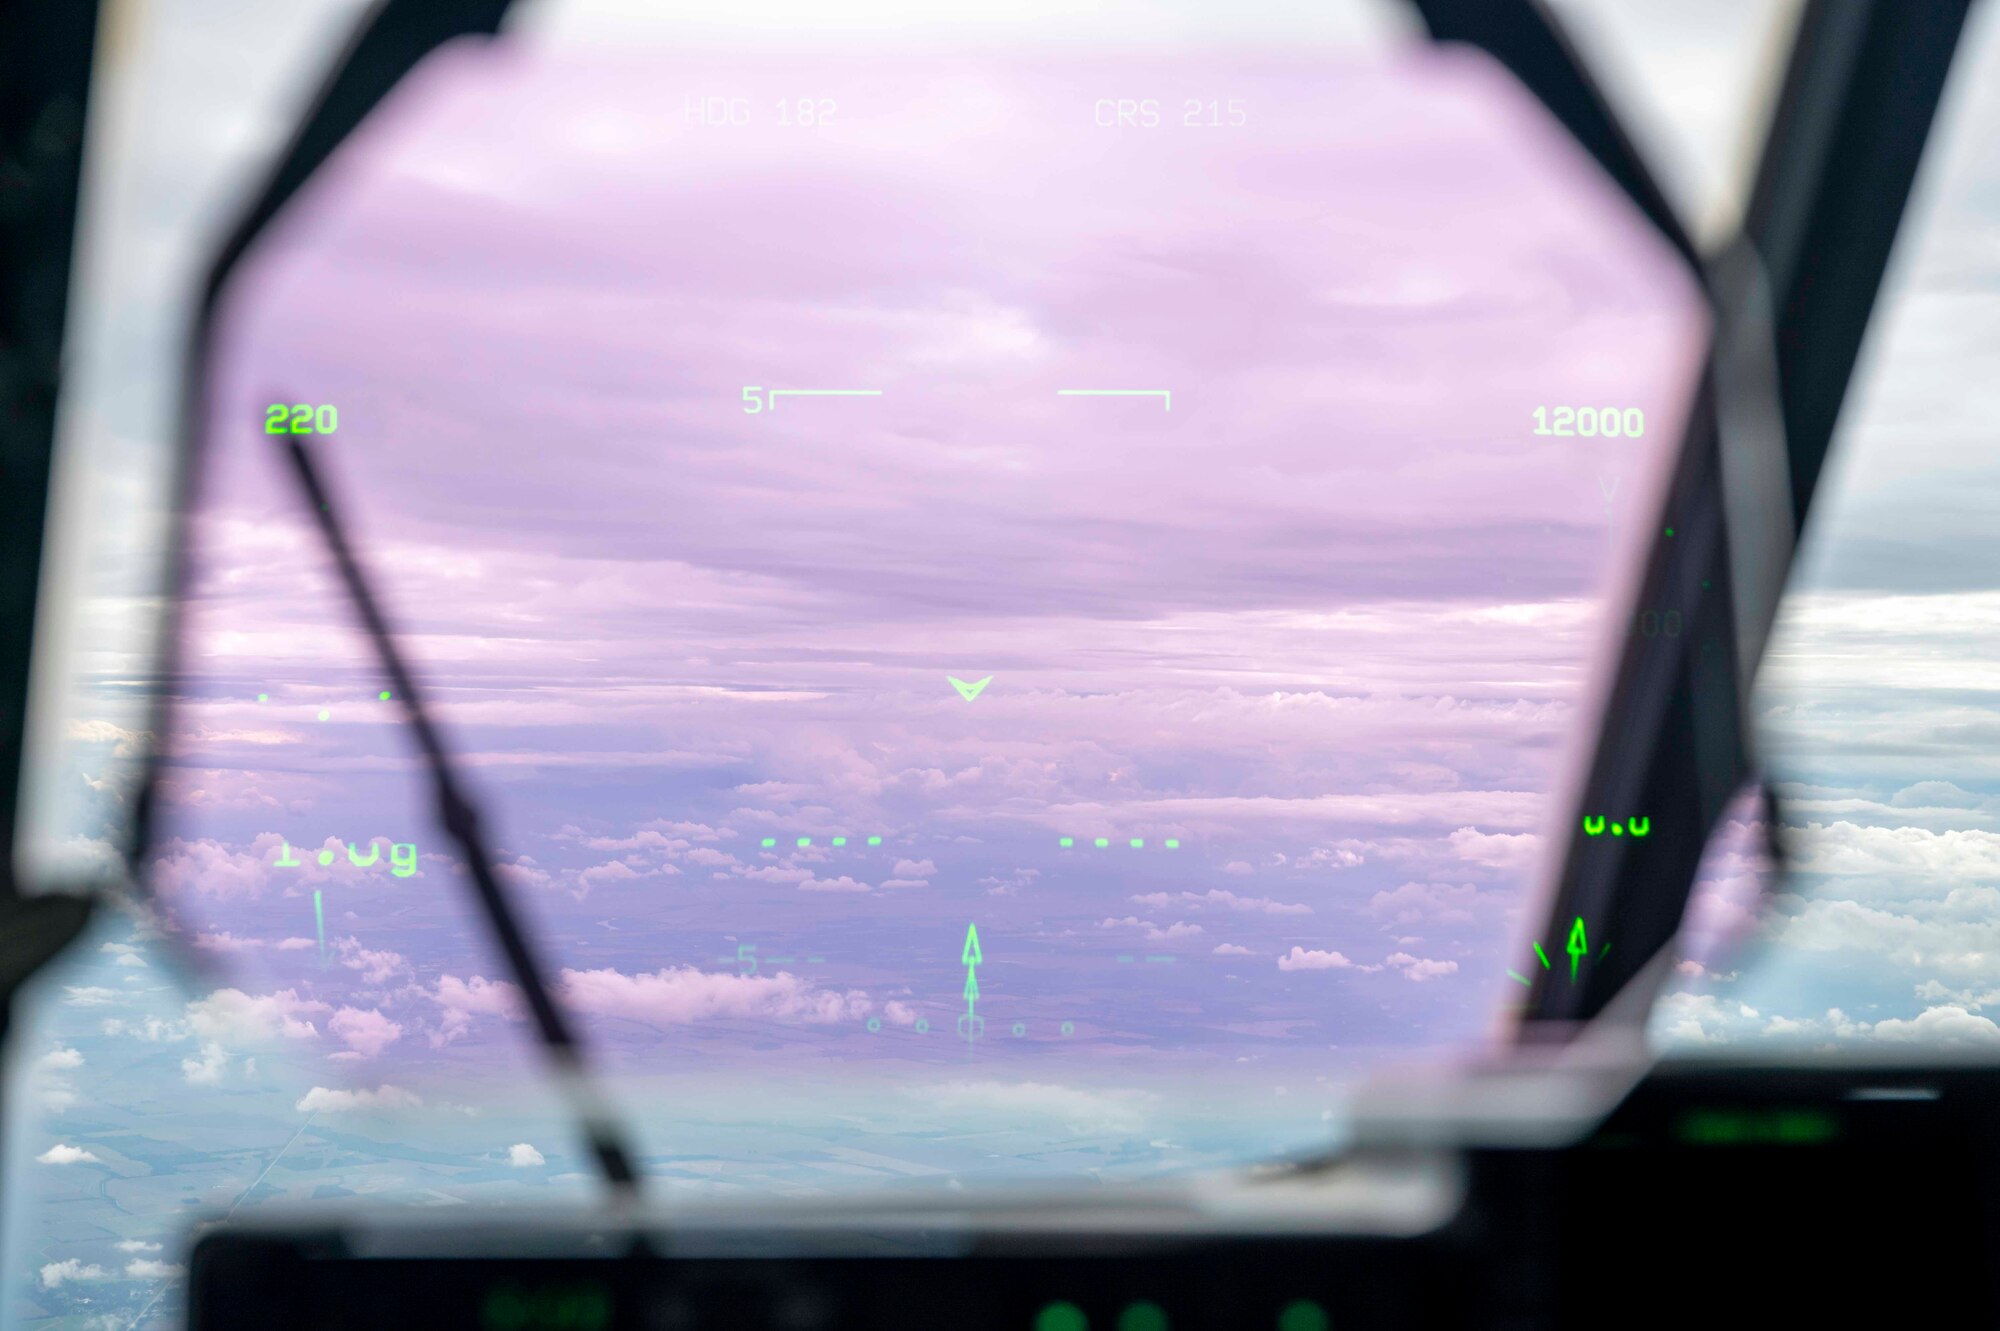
191;931;264;953
1780;820;2000;882
1146;921;1202;941
1182;888;1311;916
116;1241;162;1253
796;874;873;893
101;941;147;968
1445;826;1539;869
557;965;874;1025
892;859;936;877
1386;951;1459;981
1646;995;2000;1048
507;1142;546;1167
101;1015;187;1042
295;1084;423;1114
328;1007;403;1059
126;1259;184;1279
337;940;410;985
39;1260;106;1288
39;1046;84;1070
1868;1005;2000;1045
146;836;276;901
1365;880;1486;926
431;974;526;1046
1213;943;1253;955
36;1143;101;1165
1277;947;1355;971
181;1042;228;1085
185;988;328;1043
276;937;317;951
63;986;120;1006
1300;845;1366;869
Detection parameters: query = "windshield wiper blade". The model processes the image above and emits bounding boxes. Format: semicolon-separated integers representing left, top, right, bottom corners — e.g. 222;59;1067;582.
280;437;640;1195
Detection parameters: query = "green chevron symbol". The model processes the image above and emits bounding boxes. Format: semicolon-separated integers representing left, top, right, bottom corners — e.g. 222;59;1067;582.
948;675;993;702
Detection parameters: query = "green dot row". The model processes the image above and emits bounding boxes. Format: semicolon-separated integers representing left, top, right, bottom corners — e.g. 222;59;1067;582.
1037;1299;1328;1331
762;835;883;848
866;1018;1076;1035
1061;837;1180;849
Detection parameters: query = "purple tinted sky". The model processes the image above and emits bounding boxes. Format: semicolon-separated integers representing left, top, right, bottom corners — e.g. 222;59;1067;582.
150;41;1701;1153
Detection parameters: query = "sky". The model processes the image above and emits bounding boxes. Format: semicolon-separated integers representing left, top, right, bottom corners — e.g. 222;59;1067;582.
146;40;1691;1106
12;0;2000;1327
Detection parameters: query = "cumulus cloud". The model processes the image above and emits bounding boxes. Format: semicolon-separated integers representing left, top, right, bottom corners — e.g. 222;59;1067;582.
1781;820;2000;883
1868;1005;2000;1045
1445;826;1539;869
116;1241;162;1253
1146;921;1203;941
185;988;328;1043
328;1007;403;1059
893;859;936;877
39;1046;84;1070
102;1015;187;1042
1386;951;1459;981
36;1143;101;1165
1277;947;1355;971
126;1259;184;1279
181;1042;228;1085
337;939;411;985
1300;845;1366;869
796;874;872;893
295;1084;423;1114
147;836;275;901
39;1259;106;1288
275;937;317;951
1651;994;2000;1049
558;965;873;1026
1366;880;1486;926
1213;943;1253;955
431;974;526;1046
507;1142;546;1167
1179;889;1312;916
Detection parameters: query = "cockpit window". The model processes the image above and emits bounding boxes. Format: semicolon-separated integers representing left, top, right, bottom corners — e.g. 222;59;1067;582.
1650;1;2000;1054
9;7;1705;1318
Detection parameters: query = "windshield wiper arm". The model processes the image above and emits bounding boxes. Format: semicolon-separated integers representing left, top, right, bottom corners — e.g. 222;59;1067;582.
281;437;640;1195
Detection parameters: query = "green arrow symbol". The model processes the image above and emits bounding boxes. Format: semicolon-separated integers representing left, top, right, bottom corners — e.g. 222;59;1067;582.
963;970;980;1002
1565;916;1588;984
948;675;993;702
962;922;982;966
